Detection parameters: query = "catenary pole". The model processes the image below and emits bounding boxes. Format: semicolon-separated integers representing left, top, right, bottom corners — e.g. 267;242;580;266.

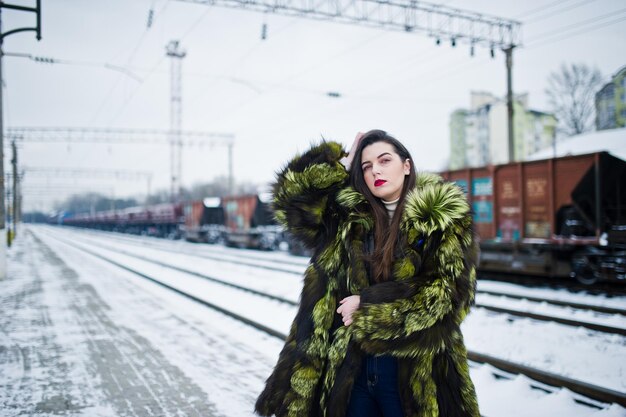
0;7;5;276
0;0;42;278
505;46;515;163
11;139;17;243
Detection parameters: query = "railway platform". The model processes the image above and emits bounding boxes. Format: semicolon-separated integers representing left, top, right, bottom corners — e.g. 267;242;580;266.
0;230;221;417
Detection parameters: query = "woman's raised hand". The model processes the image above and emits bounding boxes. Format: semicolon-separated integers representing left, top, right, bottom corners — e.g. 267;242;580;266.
340;132;365;171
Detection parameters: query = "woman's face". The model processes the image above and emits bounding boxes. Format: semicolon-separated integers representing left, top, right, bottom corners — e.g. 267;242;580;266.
360;141;411;201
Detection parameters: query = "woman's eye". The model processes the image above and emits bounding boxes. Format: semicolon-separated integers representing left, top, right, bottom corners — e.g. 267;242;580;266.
381;159;391;164
363;165;371;172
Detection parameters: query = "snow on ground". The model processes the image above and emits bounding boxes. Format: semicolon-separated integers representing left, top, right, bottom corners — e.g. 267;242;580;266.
476;293;626;329
0;235;117;417
462;308;626;392
40;225;626;393
62;225;626;310
28;228;282;416
2;225;624;416
39;230;297;334
477;280;626;311
56;227;306;299
2;231;220;416
52;224;626;333
72;226;310;267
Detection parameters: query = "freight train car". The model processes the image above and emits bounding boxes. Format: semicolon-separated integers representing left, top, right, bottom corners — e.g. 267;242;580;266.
148;203;185;238
440;151;626;284
182;198;225;243
62;202;184;238
221;193;283;249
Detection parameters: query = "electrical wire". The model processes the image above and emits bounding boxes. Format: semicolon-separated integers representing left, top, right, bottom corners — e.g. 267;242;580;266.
184;17;301;108
356;5;625;101
401;7;625;115
238;1;618;105
514;0;576;19
522;0;597;25
356;47;475;98
210;28;390;128
525;14;626;49
336;40;454;101
525;6;626;45
406;2;626;90
105;4;213;126
4;52;144;81
88;0;171;126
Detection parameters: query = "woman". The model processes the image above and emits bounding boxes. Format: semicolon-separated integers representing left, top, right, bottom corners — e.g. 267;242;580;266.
255;130;480;417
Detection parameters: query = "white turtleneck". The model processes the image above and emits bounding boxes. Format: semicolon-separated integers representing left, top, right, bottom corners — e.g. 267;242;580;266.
381;197;400;222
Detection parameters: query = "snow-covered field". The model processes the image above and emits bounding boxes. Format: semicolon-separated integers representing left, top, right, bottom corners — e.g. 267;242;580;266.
1;225;624;417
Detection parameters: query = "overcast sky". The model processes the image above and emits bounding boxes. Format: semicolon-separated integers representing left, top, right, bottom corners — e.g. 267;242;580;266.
3;0;625;212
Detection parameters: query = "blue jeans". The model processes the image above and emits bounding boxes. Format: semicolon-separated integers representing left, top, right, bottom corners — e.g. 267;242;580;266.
346;355;404;417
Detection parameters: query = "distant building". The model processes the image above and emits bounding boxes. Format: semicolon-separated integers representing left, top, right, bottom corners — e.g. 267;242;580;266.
596;65;626;130
449;110;467;169
449;92;557;169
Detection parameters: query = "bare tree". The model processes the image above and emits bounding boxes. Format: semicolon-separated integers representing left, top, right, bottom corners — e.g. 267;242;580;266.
545;63;603;136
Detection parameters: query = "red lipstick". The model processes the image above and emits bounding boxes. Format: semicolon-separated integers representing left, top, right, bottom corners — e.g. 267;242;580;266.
374;179;386;187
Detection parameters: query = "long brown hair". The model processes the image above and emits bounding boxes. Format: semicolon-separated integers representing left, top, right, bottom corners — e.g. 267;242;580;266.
349;129;417;283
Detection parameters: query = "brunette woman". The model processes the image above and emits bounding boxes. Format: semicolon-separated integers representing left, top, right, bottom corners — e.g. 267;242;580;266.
256;130;480;417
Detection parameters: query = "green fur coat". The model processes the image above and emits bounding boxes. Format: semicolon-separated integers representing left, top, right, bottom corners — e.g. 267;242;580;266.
255;141;480;417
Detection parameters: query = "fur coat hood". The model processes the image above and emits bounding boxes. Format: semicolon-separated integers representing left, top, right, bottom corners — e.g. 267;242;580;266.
255;141;480;417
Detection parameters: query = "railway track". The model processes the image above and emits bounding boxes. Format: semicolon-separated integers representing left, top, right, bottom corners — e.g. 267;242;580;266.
72;227;309;268
36;227;626;409
51;227;626;336
477;270;626;297
64;226;626;296
63;228;626;313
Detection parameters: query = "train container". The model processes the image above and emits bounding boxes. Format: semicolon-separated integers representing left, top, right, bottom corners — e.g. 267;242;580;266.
62;212;86;226
56;202;183;238
221;193;283;249
147;203;184;238
116;206;145;234
182;198;225;243
440;151;625;284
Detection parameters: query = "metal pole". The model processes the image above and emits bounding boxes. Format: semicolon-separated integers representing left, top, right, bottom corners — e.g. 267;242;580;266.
17;169;22;225
166;40;185;202
0;0;42;277
11;140;16;239
505;46;515;163
0;10;6;276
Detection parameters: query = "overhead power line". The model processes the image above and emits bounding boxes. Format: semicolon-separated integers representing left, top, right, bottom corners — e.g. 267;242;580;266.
525;14;626;49
177;0;521;163
3;52;143;81
522;0;596;25
525;6;626;46
89;0;171;125
514;0;575;19
103;4;213;127
176;0;522;49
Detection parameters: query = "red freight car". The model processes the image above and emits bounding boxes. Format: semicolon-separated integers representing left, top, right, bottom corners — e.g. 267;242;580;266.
440;152;625;284
221;193;283;249
182;198;225;243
